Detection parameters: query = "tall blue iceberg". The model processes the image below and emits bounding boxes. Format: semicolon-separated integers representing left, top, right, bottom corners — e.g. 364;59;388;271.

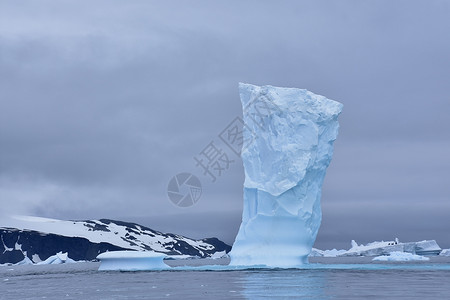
229;83;343;267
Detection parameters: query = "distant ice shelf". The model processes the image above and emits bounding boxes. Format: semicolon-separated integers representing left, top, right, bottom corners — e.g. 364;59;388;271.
311;239;443;257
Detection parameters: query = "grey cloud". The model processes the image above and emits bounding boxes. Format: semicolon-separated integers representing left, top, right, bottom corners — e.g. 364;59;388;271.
0;1;449;248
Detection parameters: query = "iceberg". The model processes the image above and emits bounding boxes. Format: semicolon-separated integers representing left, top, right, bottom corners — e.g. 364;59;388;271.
97;251;168;271
229;83;343;267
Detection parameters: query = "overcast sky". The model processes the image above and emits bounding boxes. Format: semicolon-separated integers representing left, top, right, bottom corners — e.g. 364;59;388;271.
0;0;449;249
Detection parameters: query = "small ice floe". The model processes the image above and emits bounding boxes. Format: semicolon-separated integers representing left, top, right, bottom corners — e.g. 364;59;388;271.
310;248;347;257
97;251;168;271
439;249;450;256
209;250;228;259
37;252;76;265
12;252;76;266
15;256;34;265
372;251;430;262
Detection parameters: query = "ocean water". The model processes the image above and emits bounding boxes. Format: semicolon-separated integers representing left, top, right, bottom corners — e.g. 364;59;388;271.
1;257;450;299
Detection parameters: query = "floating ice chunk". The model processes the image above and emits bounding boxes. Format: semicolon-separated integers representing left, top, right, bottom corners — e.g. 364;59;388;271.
309;248;347;257
440;249;450;256
323;249;347;257
97;251;168;271
372;251;430;262
309;248;324;257
229;83;343;267
414;240;442;255
36;252;76;265
31;254;42;263
57;252;68;261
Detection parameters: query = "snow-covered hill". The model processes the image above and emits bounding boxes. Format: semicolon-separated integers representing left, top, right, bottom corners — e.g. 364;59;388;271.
0;216;231;264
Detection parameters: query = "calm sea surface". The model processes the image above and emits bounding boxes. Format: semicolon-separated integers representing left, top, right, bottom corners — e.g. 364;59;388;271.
1;257;450;299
